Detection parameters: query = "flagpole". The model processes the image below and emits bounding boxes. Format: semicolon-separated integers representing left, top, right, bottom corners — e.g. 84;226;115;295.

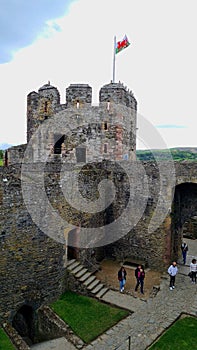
112;36;116;83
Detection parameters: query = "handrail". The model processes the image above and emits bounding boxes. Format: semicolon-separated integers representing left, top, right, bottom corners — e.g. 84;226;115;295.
114;335;131;350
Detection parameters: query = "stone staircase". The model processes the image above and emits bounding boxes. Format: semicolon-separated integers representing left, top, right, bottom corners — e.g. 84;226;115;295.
66;259;109;299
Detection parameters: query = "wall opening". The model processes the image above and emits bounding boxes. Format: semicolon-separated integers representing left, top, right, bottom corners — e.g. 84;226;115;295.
4;150;8;166
54;135;65;154
12;305;34;345
67;228;80;260
171;182;197;261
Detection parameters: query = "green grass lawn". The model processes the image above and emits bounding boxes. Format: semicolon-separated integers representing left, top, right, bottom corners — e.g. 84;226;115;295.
50;291;129;343
0;328;16;350
149;316;197;350
0;159;3;166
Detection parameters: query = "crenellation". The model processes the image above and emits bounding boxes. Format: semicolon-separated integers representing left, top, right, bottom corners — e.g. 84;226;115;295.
66;83;92;107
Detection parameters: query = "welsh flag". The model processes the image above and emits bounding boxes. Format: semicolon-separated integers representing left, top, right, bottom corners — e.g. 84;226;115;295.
116;35;130;54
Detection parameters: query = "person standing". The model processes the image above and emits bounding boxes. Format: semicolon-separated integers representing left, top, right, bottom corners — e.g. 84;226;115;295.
181;241;188;265
118;266;127;292
168;261;178;290
135;266;145;294
135;265;141;282
190;258;197;284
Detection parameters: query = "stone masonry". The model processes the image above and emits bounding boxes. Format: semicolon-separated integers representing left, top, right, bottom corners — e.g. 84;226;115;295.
1;81;197;331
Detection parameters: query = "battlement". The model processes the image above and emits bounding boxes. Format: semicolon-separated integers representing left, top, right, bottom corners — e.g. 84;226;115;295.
6;81;137;166
66;83;92;107
99;82;137;109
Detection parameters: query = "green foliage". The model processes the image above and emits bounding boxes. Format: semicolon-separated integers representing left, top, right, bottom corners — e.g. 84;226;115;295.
0;328;15;350
136;148;197;162
50;291;129;343
149;316;197;349
0;150;3;166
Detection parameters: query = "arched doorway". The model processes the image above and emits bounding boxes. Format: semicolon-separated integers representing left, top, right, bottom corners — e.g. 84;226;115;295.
171;182;197;262
67;227;80;260
12;305;34;345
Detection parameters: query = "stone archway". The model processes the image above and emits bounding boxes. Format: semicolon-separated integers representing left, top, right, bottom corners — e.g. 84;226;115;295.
171;182;197;261
12;305;34;345
67;227;80;260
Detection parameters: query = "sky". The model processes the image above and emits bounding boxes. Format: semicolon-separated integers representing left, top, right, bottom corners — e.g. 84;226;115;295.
0;0;197;149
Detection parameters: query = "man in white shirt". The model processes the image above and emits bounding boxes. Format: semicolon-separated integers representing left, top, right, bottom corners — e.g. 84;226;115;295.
168;261;178;290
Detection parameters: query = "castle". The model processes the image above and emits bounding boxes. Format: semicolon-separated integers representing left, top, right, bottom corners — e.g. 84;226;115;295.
1;81;197;332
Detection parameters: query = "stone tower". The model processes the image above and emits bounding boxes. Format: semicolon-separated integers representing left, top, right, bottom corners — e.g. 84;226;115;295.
24;81;137;164
27;82;60;143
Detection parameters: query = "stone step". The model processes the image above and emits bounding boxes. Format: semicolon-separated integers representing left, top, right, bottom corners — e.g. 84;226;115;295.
75;268;88;278
66;259;76;267
67;261;81;271
71;265;84;274
87;279;100;290
79;272;92;282
83;275;96;286
96;287;109;299
91;283;104;294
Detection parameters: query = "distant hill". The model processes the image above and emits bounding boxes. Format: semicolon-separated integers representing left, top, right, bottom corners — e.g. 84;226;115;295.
136;147;197;161
0;146;197;163
0;143;12;150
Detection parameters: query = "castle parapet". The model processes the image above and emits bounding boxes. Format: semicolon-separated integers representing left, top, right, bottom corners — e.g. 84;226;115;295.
66;84;92;108
99;82;137;110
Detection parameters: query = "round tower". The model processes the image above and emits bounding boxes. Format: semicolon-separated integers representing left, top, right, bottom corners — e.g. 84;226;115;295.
27;82;60;142
99;82;137;159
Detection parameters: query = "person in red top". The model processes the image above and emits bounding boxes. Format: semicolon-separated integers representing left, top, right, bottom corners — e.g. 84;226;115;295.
135;267;145;294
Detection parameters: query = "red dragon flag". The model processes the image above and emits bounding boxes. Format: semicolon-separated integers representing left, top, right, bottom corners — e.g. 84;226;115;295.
115;35;130;54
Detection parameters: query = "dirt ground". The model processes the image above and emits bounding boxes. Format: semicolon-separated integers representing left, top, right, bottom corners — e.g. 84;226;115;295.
96;259;162;299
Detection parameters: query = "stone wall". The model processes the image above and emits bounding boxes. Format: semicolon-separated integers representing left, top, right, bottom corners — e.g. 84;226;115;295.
3;322;30;350
0;164;65;324
2;158;197;322
2;159;197;326
37;305;84;348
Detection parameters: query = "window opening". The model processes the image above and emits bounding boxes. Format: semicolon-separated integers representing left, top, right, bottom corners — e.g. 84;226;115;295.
54;135;65;154
104;143;108;153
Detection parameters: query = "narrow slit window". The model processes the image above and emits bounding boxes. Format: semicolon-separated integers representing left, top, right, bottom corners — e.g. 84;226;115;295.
44;101;48;113
104;143;108;153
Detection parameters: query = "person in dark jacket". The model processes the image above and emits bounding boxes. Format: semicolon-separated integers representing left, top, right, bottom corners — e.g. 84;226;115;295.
135;266;145;294
118;266;127;292
181;241;188;265
135;265;142;282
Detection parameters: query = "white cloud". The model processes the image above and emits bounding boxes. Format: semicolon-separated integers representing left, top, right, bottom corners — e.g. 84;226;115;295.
0;0;197;148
